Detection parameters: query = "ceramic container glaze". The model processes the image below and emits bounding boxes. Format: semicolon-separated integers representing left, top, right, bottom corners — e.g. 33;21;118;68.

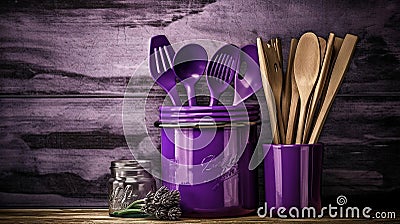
263;144;323;214
157;104;260;217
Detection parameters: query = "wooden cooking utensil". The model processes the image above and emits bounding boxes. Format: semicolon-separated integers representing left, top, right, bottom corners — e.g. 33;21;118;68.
318;37;327;66
271;38;287;134
293;32;321;144
285;38;299;144
309;34;358;143
332;37;344;62
257;37;281;144
301;36;325;142
318;37;344;114
264;41;286;143
271;38;283;67
303;33;335;143
281;38;292;133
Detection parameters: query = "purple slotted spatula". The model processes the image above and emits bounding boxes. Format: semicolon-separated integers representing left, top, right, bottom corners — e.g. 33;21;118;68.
206;44;239;106
232;44;262;106
149;35;181;106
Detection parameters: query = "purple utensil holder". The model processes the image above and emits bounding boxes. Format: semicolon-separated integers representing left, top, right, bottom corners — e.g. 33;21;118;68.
263;144;323;214
157;104;260;217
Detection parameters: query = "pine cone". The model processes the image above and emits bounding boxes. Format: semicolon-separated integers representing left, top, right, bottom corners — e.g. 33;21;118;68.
160;190;180;207
168;206;182;220
154;206;168;219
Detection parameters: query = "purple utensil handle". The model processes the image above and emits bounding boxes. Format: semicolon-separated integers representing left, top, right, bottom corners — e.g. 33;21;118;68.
263;144;323;213
158;105;260;218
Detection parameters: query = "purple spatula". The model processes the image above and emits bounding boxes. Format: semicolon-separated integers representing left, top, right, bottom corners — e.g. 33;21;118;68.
149;35;181;106
232;44;262;106
206;44;239;106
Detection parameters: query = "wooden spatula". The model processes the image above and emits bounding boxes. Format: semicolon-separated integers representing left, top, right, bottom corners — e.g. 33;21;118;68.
303;33;335;143
317;37;344;116
332;37;344;62
318;37;327;66
293;32;321;144
309;34;358;143
271;38;283;68
284;38;299;144
265;41;286;143
257;37;281;144
281;38;293;134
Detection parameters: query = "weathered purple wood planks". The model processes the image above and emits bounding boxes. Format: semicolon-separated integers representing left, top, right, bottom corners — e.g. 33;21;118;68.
0;0;399;95
0;97;399;207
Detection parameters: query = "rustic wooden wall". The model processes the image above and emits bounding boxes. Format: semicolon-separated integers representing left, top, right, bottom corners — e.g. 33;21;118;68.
0;0;399;208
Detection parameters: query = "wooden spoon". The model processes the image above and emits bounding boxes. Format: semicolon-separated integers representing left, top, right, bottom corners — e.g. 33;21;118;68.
293;32;321;144
309;34;358;143
284;38;299;144
257;37;281;144
303;33;335;143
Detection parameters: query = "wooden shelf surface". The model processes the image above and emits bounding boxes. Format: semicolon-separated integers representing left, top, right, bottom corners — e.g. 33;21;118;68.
0;209;398;223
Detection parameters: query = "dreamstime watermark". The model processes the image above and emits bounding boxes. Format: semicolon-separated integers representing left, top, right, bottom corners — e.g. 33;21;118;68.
257;195;396;219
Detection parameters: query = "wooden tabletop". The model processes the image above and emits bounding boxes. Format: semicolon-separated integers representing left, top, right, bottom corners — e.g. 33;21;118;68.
0;209;398;223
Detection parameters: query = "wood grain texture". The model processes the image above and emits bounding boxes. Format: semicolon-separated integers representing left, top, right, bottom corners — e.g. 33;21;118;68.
0;0;399;95
0;209;398;223
0;0;217;95
0;96;399;207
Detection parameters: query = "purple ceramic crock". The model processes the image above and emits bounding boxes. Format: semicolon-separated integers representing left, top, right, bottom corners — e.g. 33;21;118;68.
263;144;323;214
157;104;260;217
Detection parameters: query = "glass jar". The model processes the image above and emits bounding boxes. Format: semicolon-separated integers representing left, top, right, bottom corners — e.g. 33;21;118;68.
108;160;156;216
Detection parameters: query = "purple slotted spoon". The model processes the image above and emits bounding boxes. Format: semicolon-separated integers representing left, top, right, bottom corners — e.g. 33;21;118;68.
149;35;181;106
173;44;208;106
206;44;239;106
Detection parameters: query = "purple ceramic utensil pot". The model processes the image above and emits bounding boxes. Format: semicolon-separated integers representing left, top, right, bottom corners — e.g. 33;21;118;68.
156;104;260;217
263;144;323;214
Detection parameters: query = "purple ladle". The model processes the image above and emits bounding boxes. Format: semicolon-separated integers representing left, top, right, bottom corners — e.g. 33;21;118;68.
173;44;208;106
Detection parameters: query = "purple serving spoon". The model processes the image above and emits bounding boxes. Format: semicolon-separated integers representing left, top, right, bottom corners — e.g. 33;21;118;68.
173;44;208;106
149;35;181;106
232;44;262;106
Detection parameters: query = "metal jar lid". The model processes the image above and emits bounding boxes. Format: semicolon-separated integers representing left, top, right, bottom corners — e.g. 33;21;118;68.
157;104;260;128
110;160;152;179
